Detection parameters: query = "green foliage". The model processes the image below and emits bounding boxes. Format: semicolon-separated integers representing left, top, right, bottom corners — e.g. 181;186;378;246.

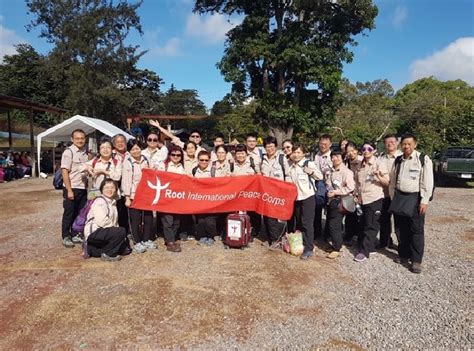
194;0;378;142
160;85;207;116
215;101;264;142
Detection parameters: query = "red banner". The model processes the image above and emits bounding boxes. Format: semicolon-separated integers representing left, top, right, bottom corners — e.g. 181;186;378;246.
131;169;297;220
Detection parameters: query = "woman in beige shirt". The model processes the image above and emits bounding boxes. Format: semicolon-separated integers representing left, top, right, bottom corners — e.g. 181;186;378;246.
84;179;130;261
353;141;389;262
183;141;198;176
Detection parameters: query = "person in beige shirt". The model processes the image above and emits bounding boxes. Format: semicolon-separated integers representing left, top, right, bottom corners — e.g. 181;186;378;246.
84;139;122;192
288;143;323;260
183;141;199;175
343;141;363;244
388;133;434;274
245;133;263;166
60;129;89;248
325;149;355;259
211;145;232;177
210;133;233;162
84;178;129;261
353;142;389;263
142;131;168;169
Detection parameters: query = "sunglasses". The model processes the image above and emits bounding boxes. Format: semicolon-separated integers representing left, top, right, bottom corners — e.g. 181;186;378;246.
362;146;374;152
147;138;158;142
170;153;182;157
190;135;201;138
199;159;210;162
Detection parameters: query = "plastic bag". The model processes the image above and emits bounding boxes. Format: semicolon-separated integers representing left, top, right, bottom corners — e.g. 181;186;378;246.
287;231;304;256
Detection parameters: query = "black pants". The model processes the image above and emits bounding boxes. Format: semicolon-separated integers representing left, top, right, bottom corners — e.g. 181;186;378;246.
249;212;262;237
344;211;362;243
395;212;425;263
179;214;196;237
87;227;128;257
161;214;180;243
128;208;153;243
116;196;129;233
327;201;344;251
360;199;383;257
263;216;286;244
294;196;316;253
217;213;228;239
196;214;218;239
61;188;87;239
379;197;399;247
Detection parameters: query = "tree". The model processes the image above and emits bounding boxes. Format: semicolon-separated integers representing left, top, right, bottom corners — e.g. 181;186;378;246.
161;85;207;115
194;0;378;143
394;77;473;153
333;78;395;145
26;0;161;123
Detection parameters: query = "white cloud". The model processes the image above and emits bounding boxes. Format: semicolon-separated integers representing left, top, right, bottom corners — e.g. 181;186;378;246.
0;25;27;62
148;37;182;57
410;37;474;85
185;13;240;44
392;5;408;28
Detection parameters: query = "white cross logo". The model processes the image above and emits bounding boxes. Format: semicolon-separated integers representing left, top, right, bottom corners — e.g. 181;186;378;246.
147;176;170;205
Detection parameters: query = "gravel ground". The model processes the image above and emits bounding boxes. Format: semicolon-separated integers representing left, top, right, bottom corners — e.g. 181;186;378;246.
0;178;472;349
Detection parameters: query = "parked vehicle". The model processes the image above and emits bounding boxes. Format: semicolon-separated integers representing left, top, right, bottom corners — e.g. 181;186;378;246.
433;146;474;186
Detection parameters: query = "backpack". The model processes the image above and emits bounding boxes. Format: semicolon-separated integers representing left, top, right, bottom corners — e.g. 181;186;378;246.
394;152;434;201
53;148;73;189
127;155;149;173
72;196;109;234
303;159;327;206
249;156;257;174
192;165;216;177
92;155;119;169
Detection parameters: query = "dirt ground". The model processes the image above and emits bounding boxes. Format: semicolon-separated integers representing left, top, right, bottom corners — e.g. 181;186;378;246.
0;178;472;349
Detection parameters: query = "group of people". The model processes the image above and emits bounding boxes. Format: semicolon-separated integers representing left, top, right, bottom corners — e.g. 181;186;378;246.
0;151;33;182
60;122;434;273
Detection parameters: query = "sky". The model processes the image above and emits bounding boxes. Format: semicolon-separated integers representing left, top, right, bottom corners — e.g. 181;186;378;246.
0;0;473;110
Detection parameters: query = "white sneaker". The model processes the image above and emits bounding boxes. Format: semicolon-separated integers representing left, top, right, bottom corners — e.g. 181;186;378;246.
142;240;157;249
134;242;147;253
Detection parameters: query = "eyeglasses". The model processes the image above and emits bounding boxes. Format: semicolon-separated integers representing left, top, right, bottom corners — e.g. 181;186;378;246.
170;153;182;157
147;138;158;142
190;134;201;138
362;146;374;152
199;159;209;162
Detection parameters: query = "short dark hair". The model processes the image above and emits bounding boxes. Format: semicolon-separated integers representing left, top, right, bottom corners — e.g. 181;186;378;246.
190;129;201;137
338;138;348;149
184;140;197;151
292;142;306;153
100;178;118;193
71;129;86;138
282;139;293;146
401;133;417;142
197;150;210;159
383;133;397;141
246;132;258;140
330;148;343;158
99;138;113;148
235;144;248;153
214;144;228;153
127;139;144;151
214;132;225;140
146;130;159;139
345;141;357;151
166;145;184;166
263;136;278;147
319;134;332;142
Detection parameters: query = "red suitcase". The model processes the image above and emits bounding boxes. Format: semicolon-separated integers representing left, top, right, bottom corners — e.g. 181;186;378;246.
225;212;251;249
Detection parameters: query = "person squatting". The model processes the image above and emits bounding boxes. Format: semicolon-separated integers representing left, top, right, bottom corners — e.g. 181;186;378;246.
60;124;433;273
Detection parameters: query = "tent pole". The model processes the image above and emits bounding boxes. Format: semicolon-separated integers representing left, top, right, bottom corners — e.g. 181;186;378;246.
7;110;13;149
29;106;36;177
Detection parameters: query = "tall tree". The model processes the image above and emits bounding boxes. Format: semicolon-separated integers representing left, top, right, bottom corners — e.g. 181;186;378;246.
194;0;378;143
26;0;160;122
161;85;207;115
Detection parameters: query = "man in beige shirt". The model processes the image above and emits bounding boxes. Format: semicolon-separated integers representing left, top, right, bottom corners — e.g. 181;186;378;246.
61;129;89;248
389;133;434;274
245;133;263;166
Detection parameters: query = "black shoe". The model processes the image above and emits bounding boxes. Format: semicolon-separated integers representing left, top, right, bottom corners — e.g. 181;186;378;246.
300;251;313;260
393;257;409;265
376;243;388;250
100;253;122;262
410;262;422;274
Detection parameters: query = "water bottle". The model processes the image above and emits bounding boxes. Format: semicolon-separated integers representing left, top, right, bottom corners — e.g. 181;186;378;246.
355;203;363;216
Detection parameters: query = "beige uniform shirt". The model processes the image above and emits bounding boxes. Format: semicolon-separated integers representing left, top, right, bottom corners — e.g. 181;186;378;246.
85;157;122;190
210;150;233;162
84;196;118;239
354;157;388;205
171;136;203;155
212;160;231;177
231;160;258;176
289;158;323;201
378;151;401;198
157;161;185;175
193;167;212;178
184;155;198;176
261;152;291;182
389;150;434;205
326;164;355;197
60;145;89;189
247;148;263;166
142;147;168;169
314;151;333;175
121;156;149;199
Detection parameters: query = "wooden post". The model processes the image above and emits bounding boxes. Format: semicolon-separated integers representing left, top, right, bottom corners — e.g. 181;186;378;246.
7;110;12;149
29;106;36;177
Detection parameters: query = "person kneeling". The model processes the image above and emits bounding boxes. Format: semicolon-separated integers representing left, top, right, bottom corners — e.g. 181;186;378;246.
84;179;130;261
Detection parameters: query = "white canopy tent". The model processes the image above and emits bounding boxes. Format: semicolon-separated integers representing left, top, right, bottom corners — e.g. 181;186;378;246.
36;114;134;176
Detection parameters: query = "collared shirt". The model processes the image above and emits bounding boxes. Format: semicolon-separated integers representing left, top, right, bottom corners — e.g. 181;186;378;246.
326;164;355;197
157;161;185;175
314;150;333;175
261;152;291;182
121;155;149;199
193;166;212;178
389;150;434;205
210;150;233;162
247;148;263;166
289;158;323;201
112;150;130;164
85;157;122;190
183;154;198;175
232;160;258;176
212;160;231;177
142;146;168;169
60;144;89;189
378;150;402;197
354;156;388;205
345;155;363;172
84;196;118;239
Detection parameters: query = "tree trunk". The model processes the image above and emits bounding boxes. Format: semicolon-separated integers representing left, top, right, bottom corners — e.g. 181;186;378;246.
270;125;293;145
